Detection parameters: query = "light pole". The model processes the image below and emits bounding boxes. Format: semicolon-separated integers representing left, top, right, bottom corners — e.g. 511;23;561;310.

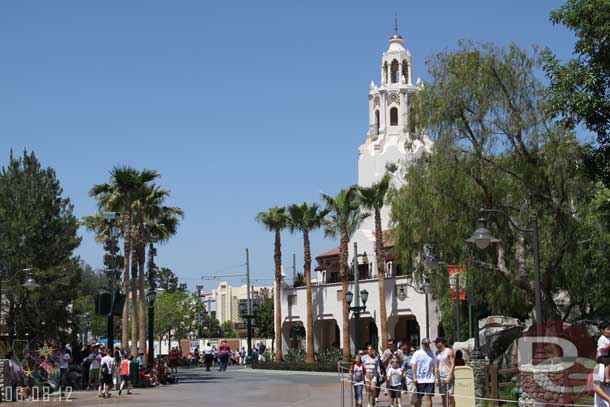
102;212;121;350
466;208;543;323
146;242;157;369
345;242;369;354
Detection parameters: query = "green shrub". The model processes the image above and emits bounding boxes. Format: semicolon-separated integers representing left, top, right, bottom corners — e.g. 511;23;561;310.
252;360;339;372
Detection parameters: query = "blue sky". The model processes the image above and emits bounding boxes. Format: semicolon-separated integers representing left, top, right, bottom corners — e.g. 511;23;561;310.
0;1;575;290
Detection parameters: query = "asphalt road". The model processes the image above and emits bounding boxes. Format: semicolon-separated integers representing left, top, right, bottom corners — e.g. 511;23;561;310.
21;367;343;407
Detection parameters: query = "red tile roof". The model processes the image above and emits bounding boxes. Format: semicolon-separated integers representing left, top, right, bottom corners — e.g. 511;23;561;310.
316;246;340;259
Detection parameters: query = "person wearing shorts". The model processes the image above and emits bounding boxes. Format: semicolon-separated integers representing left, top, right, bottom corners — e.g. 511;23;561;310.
386;358;405;407
119;355;133;396
435;337;455;407
362;346;382;406
411;338;437;407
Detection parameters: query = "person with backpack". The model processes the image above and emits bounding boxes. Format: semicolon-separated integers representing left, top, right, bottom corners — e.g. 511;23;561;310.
100;351;115;398
349;354;365;407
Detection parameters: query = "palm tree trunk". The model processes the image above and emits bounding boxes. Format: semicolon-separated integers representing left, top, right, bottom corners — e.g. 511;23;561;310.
130;251;139;356
374;208;388;350
274;228;283;362
122;209;132;351
303;230;315;364
137;244;147;365
340;229;351;362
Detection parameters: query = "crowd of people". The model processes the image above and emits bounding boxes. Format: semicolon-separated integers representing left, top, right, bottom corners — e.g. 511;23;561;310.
349;337;463;407
180;340;249;372
5;342;180;401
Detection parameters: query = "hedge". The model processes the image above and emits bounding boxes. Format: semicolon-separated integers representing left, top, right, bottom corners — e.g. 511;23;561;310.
251;360;339;372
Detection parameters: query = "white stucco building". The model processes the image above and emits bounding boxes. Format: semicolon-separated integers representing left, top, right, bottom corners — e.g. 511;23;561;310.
278;32;441;354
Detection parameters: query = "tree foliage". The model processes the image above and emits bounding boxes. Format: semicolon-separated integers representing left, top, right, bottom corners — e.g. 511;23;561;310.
0;150;82;342
390;43;602;335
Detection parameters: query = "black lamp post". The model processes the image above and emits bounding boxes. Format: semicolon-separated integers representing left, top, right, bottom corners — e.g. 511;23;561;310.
466;208;542;323
102;212;121;350
346;242;369;354
146;242;157;369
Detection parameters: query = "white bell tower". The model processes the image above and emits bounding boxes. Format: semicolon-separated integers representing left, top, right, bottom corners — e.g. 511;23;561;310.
352;29;433;255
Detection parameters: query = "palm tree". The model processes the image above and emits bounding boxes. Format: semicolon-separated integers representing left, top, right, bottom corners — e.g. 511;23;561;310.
357;174;391;351
287;203;328;364
132;184;184;365
256;206;288;362
90;166;160;354
321;188;368;362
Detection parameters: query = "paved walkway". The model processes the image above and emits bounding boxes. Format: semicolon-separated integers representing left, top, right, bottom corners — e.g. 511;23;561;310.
19;367;442;406
20;367;340;406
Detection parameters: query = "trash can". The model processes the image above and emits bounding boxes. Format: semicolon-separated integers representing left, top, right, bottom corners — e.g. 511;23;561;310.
129;361;139;386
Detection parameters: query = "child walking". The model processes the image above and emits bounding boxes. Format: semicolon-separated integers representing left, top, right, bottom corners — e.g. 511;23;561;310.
118;355;133;395
350;355;365;407
386;358;405;407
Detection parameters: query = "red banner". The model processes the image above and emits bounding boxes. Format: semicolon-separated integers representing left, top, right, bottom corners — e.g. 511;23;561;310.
448;265;466;301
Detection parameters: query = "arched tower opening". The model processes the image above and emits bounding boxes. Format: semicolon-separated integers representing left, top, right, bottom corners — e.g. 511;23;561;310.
390;59;399;84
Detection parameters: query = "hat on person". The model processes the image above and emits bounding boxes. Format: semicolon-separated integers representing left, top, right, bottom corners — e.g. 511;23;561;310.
421;337;431;345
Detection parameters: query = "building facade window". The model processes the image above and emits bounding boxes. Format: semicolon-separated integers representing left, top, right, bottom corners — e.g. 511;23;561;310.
390;107;398;126
374;110;380;134
390;59;399;83
402;60;409;83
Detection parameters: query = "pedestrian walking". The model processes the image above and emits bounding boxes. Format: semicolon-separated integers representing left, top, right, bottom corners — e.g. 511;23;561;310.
362;345;382;407
434;338;455;407
349;354;365;407
169;347;179;374
84;345;101;390
100;351;116;398
58;346;71;388
203;342;213;371
118;355;133;395
400;343;417;406
218;340;231;371
381;339;403;396
411;338;437;407
386;358;405;407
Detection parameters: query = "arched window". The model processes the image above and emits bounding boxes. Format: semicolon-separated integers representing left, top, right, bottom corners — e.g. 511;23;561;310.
390;107;398;126
402;60;409;83
390;59;399;83
383;62;388;84
374;110;380;135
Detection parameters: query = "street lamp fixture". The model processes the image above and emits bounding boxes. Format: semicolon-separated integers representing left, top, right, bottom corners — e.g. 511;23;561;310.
466;208;542;324
146;288;157;305
23;273;39;290
466;215;499;249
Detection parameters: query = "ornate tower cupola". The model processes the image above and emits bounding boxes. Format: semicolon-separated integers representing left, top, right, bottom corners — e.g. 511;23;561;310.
367;25;418;143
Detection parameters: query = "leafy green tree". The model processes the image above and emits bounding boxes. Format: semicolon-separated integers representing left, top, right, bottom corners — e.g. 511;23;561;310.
0;150;81;342
256;206;288;361
322;188;368;361
154;290;190;349
221;321;237;338
391;42;594;334
148;267;187;293
357;175;391;350
287;202;328;364
544;0;610;187
255;297;274;339
90;166;160;354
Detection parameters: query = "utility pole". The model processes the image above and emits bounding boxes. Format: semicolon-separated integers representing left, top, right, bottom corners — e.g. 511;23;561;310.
246;248;253;356
292;253;296;283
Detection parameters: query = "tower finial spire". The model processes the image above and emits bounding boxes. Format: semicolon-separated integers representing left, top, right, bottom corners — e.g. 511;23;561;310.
394;12;398;34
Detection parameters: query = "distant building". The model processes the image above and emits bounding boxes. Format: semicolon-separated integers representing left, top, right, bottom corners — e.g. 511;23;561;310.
200;282;272;324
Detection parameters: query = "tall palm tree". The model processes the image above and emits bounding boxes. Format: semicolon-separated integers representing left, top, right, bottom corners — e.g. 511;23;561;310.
132;184;184;365
321;188;368;362
256;206;288;362
287;203;329;364
90;166;160;353
357;174;391;351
